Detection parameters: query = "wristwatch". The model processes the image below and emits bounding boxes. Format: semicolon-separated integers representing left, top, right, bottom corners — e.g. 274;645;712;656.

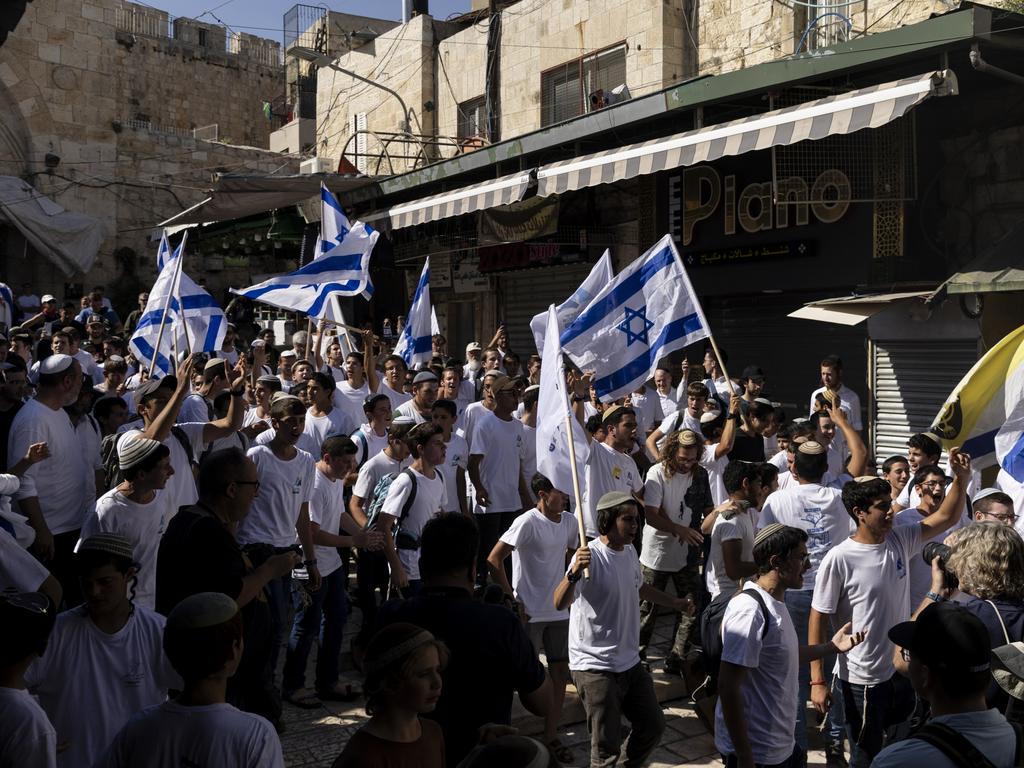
566;568;582;584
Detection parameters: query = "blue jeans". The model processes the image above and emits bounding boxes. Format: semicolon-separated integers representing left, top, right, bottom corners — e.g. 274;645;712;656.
840;673;914;768
264;571;292;679
283;568;348;693
784;589;845;750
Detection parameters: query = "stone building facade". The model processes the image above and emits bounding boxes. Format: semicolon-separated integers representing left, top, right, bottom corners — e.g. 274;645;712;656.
0;0;296;306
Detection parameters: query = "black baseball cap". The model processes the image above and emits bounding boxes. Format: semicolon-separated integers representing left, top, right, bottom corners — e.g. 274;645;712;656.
888;601;991;673
135;375;178;402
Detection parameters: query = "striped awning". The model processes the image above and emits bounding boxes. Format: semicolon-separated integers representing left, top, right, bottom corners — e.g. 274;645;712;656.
386;171;533;230
536;70;958;197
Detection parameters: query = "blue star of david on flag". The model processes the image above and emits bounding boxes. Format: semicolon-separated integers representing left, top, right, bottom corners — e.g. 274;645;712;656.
617;305;655;346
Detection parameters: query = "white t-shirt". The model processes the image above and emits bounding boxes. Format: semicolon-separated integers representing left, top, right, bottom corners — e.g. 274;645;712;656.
381;467;447;581
353;451;407;510
439;432;469;514
713;583;798;765
0;686;57;768
379;381;411;410
459;400;491;447
17;293;40;310
79;489;173;610
654;409;703;452
25;606;180;768
242;407;271;431
236;446;315;548
335;379;373;430
351;423;389;466
470;411;527;514
121;423;205;515
72;415;103;520
808;385;863;430
811;523;922;685
0;528;50;593
74;350;104;386
581;441;643;537
178;393;211;425
568;539;643;673
455;379;476;416
253;426;319;457
758;483;854;590
629;389;663;440
395;398;430;424
9;399;87;535
94;699;283;768
323;363;347;383
701;443;729;506
302;407;354;458
706;507;756;599
501;508;578;623
305;468;346;579
894;506;969;607
871;709;1017;768
655;389;678;419
520;424;538;503
641;463;699;572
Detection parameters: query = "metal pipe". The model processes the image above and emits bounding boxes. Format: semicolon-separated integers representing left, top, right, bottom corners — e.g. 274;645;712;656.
970;43;1024;87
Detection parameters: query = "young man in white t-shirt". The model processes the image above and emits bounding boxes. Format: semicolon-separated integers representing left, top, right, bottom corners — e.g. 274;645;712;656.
554;491;690;767
379;355;412;410
704;460;762;601
757;438;855;759
488;474;579;758
302;372;354;452
282;435;382;708
96;592;284;768
26;534;181;768
0;591;58;768
79;437;174;611
578;404;644;539
395;370;438;424
891;431;942;512
807;356;862;434
519;385;540;506
809;449;971;768
459;369;498;447
645;380;708;459
380;423;448;595
468;375;530;583
716;524;865;768
334;331;380;426
235;396;319;679
639;428;713;672
351;393;391;467
431;399;468;516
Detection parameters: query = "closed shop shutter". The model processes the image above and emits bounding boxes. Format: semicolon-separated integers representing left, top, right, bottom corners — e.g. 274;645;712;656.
871;339;978;461
498;262;598;355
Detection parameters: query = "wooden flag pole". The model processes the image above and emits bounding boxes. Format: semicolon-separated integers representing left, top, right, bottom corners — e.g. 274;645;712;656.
303;316;314;361
561;364;589;577
707;333;736;396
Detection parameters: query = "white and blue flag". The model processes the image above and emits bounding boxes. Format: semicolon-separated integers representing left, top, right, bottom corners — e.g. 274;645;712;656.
529;249;613;353
394;258;432;368
156;230;173;271
130;232;227;377
232;185;376;316
560;234;709;402
0;282;14;329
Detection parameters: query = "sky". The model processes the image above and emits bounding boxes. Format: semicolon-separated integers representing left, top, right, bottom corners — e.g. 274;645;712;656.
157;0;472;41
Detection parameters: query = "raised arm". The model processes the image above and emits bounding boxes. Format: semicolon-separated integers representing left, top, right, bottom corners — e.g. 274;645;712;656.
362;329;379;393
143;355;196;443
919;447;970;541
830;401;866;478
715;394;742;460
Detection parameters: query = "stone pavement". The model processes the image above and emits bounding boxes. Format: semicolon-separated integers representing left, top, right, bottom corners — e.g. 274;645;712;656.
279;602;838;768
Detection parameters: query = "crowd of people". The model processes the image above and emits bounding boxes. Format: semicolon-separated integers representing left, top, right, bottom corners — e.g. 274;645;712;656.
1;286;1024;768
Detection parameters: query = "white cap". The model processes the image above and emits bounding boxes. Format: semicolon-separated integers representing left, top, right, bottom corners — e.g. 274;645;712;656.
117;436;162;470
39;354;73;375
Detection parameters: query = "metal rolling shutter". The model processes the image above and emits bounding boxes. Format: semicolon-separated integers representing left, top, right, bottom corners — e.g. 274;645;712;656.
498;263;597;355
871;339;978;461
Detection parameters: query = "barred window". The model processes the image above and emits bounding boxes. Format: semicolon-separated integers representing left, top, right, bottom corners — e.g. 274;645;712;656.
540;44;627;128
457;96;488;140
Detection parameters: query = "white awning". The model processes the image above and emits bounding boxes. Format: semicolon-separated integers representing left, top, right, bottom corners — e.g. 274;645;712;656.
536;70;958;197
788;291;931;326
382;171;534;230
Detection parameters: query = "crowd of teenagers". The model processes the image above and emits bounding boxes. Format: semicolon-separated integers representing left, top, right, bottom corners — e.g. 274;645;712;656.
2;285;1024;768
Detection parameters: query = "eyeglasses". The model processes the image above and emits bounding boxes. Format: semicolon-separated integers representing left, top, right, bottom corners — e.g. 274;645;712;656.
983;512;1019;523
234;479;261;491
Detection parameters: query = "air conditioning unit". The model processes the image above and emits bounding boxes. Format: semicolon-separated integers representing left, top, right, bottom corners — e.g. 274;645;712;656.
300;156;334;175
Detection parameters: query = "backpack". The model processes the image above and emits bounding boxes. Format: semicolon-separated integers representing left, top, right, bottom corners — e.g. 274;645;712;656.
910;720;1023;768
101;427;196;491
364;468;417;532
353;429;370;470
699;587;771;691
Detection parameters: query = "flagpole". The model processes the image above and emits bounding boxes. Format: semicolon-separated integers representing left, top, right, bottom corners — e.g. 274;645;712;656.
171;231;193;355
560;360;589;577
150;241;185;375
707;334;736;396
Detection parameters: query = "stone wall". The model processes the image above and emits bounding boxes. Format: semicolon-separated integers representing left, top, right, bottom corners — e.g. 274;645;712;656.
0;0;295;303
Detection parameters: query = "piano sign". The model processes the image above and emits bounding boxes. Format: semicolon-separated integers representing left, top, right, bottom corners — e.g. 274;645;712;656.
668;165;851;248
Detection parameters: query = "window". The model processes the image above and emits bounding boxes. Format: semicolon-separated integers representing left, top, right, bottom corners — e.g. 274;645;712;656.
197;28;208;47
541;44;627;127
348;112;367;174
457;96;488;141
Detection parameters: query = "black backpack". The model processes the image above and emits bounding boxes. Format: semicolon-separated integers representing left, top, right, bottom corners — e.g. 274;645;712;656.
101;427;196;491
699;587;771;691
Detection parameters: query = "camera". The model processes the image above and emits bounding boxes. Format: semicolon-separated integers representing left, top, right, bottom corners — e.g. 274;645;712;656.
922;541;959;591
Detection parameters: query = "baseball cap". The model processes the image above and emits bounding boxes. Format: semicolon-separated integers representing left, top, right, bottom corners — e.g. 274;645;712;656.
595;491;641;512
135;375;178;402
413;371;438;385
888;601;991;674
490;374;516;394
41;294;56;304
465;342;482;353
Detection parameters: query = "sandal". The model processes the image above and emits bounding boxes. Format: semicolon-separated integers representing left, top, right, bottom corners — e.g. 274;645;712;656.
284;688;322;709
317;683;360;702
547;738;574;764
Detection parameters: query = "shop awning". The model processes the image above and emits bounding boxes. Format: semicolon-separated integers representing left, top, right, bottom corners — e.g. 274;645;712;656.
380;171;533;230
0;176;104;275
788;291;931;325
945;220;1024;294
535;70;958;197
158;173;377;227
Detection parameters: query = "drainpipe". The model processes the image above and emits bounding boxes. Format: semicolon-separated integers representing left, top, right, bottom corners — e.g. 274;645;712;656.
970;44;1024;87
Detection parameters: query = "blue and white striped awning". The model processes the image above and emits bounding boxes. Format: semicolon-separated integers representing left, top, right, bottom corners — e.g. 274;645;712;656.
536;70;958;197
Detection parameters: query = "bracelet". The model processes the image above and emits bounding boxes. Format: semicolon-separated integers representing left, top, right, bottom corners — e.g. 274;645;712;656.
810;680;828;686
926;591;946;603
566;568;582;583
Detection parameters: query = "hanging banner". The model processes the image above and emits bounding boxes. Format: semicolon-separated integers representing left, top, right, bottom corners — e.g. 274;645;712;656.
478;196;560;245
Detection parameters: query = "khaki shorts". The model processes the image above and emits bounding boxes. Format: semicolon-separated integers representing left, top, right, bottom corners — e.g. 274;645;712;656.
527;619;570;663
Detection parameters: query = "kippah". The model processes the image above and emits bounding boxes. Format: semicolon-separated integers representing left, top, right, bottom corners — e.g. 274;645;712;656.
39;354;73;375
853;475;879;483
168;592;239;630
269;391;296;405
919;430;942;446
754;523;786;548
678;429;700;446
280;349;297;358
269;394;304;417
524;384;540;394
753;397;774;407
203;357;227;372
602;405;621;423
413;371;438;384
257;374;279;386
118;435;162;470
77;533;134;561
973;487;1006;504
798;440;827;456
391;411;416;425
700;410;722;424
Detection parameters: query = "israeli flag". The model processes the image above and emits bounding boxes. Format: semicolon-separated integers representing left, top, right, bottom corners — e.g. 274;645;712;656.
394;258;432;368
231;186;377;316
0;282;14;329
529;249;613;353
156;230;173;271
561;234;710;402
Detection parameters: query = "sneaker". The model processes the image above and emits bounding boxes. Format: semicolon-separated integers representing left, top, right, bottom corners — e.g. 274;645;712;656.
825;743;848;768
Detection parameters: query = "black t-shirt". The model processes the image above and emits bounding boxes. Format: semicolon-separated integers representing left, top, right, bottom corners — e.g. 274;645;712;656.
377;586;546;767
729;431;766;462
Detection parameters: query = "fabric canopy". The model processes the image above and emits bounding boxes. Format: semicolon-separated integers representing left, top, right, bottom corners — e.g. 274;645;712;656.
0;176;104;275
535;70;958;197
379;171;534;230
945;220;1024;294
158;174;378;227
788;291;931;326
